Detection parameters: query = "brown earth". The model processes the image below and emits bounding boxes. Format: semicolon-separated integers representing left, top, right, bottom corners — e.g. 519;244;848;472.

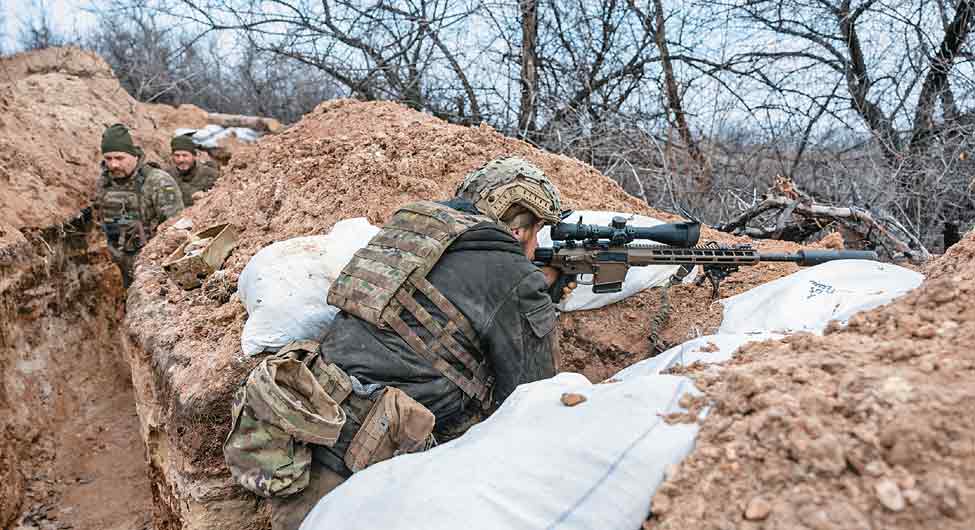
0;47;203;230
646;231;975;529
126;98;813;529
0;47;216;530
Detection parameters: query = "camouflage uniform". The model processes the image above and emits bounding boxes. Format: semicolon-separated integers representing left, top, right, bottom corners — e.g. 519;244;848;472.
166;161;219;206
95;158;184;285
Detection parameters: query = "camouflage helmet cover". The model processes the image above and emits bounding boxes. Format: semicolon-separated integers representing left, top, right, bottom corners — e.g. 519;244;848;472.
456;157;563;225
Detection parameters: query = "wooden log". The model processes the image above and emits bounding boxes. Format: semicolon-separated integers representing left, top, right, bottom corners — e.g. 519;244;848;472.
205;112;283;133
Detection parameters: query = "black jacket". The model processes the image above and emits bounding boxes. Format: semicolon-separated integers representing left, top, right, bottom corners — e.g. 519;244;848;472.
319;201;557;451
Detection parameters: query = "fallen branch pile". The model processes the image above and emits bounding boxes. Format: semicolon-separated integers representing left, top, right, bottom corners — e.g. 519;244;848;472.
715;177;930;263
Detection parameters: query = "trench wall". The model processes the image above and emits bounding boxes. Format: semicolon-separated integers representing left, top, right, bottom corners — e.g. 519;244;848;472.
0;211;145;528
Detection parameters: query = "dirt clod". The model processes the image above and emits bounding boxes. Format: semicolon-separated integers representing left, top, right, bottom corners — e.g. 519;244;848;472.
560;393;588;407
744;496;772;520
876;479;906;512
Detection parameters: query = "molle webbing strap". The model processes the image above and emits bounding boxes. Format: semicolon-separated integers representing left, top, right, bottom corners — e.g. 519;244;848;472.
327;201;496;408
409;276;492;385
384;296;492;408
400;276;491;386
327;201;488;326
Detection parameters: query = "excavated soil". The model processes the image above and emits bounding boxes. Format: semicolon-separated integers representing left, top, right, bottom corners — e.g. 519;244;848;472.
0;47;212;529
127;98;813;528
645;232;975;529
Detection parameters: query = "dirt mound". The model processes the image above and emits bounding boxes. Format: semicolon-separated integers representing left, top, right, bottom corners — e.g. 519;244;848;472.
647;232;975;529
924;228;975;280
0;46;178;229
126;99;808;528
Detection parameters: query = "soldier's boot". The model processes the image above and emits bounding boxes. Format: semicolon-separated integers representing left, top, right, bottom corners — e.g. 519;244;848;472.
268;461;345;530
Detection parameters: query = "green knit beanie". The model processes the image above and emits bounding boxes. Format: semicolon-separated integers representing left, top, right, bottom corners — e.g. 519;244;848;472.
101;123;140;157
171;133;197;154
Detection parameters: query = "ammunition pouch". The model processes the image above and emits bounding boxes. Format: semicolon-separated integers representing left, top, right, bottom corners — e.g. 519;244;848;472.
344;387;436;473
223;341;347;498
224;341;436;498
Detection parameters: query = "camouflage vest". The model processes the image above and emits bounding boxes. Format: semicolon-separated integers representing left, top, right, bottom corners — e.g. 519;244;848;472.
328;201;495;408
98;168;147;253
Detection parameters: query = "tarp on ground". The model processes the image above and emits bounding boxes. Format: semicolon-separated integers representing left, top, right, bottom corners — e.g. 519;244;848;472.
299;259;924;530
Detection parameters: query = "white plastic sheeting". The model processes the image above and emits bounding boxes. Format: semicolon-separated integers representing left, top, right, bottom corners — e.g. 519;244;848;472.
174;124;260;148
719;259;924;335
299;258;925;530
238;218;380;356
300;373;701;530
538;211;686;312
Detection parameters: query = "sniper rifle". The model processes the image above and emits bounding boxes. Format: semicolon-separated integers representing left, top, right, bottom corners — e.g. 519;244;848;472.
533;216;879;302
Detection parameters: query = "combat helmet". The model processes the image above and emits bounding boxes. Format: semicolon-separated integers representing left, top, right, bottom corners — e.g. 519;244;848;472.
456;157;563;225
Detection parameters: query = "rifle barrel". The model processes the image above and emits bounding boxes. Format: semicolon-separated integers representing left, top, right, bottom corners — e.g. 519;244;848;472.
758;249;879;266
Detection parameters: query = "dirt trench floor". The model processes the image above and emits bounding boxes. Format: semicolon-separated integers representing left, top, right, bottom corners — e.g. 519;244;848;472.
3;227;153;530
12;389;152;530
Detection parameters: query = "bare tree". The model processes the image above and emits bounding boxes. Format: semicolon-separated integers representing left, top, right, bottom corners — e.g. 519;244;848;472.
518;0;539;139
628;0;711;191
18;0;73;51
169;0;483;124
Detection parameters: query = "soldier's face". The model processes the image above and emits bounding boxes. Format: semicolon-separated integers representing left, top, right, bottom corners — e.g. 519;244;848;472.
511;221;545;260
172;150;196;171
103;152;139;178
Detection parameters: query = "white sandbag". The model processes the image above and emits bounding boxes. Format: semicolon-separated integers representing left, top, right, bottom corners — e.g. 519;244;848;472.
719;259;923;335
300;372;700;530
238;218;379;356
175;124;261;148
612;332;783;380
538;210;683;312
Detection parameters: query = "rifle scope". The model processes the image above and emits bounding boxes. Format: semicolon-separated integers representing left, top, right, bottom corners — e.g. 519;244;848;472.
550;217;701;247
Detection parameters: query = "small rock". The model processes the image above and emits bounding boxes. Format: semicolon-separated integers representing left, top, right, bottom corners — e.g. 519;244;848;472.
912;324;937;339
938;320;960;335
865;461;886;476
875;479;906;512
560;392;587;407
744;496;772;520
877;376;914;403
903;488;922;505
651;492;671;515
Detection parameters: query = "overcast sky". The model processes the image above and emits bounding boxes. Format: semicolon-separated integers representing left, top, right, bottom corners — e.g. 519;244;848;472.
2;0;95;52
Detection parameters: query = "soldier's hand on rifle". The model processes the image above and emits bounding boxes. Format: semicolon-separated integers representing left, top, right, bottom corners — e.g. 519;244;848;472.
542;266;577;303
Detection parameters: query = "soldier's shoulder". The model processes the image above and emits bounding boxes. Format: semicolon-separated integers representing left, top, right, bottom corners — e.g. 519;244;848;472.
200;161;220;176
142;166;180;188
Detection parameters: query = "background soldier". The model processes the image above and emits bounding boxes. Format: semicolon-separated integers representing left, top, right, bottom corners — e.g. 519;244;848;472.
95;123;184;286
225;157;573;530
167;133;219;206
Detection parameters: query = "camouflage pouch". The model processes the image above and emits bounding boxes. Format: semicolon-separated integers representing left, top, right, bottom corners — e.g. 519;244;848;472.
280;340;353;405
223;387;312;497
223;349;348;498
344;387;436;473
